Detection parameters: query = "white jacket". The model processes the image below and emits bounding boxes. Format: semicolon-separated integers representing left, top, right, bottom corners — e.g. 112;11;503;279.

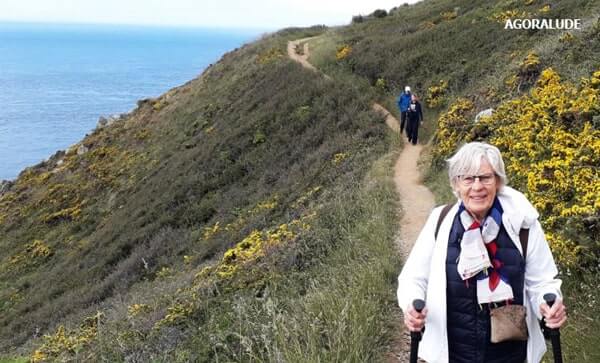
397;186;562;363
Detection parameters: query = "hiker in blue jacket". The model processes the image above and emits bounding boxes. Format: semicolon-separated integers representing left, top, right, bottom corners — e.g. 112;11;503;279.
397;86;412;135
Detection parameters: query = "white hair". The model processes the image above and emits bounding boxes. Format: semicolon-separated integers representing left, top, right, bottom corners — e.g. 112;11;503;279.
446;142;508;196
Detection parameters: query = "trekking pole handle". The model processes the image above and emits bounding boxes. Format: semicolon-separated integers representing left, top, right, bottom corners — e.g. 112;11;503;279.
413;299;425;313
543;293;558;332
544;293;556;308
543;293;563;363
411;299;426;336
409;299;426;363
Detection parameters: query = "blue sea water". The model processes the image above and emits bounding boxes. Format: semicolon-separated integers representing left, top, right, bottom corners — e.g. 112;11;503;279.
0;22;262;180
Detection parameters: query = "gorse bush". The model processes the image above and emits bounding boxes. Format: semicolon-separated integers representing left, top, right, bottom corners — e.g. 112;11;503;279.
431;68;600;270
518;52;542;89
482;69;600;269
431;97;475;165
32;314;101;363
426;79;449;108
336;44;352;60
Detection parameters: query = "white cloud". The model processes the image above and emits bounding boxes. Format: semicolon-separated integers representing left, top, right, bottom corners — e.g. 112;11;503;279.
0;0;421;29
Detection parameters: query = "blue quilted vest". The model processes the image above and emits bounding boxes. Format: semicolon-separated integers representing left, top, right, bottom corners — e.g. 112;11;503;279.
445;212;527;363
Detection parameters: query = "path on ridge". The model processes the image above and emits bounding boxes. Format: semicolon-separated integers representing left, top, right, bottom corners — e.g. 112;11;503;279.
288;39;436;362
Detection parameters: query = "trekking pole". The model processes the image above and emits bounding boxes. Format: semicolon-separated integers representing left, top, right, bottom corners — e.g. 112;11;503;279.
543;293;563;363
409;299;425;363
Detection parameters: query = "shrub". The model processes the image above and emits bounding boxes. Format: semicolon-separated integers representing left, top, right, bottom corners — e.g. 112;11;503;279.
489;10;525;23
432;68;600;270
539;4;551;13
257;48;284;64
336;45;352;60
440;10;458;21
559;32;575;43
31;313;102;362
253;130;266;144
518;52;542;87
375;77;387;92
431;98;475;166
426;80;449;108
372;9;388;18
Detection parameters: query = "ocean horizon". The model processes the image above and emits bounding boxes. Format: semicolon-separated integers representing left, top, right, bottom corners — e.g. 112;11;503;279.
0;22;263;180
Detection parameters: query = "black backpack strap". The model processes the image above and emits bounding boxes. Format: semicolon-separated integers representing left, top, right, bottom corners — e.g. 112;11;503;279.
434;204;453;240
519;228;529;261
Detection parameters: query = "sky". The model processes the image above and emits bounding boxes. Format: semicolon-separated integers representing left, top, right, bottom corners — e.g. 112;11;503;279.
0;0;422;30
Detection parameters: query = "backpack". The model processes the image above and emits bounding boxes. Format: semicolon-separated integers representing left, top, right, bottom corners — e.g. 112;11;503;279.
434;204;529;259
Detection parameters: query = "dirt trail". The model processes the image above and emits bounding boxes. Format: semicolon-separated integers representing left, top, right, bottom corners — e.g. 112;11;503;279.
288;39;436;362
366;104;436;255
372;106;435;363
287;37;318;72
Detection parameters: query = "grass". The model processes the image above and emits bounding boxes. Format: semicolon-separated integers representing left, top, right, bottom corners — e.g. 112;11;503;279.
421;146;455;205
305;30;342;72
201;148;402;362
0;358;28;363
267;145;400;362
553;273;600;361
69;131;401;362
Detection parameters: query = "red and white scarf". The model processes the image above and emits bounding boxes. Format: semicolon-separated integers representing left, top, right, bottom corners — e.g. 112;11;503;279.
457;200;514;304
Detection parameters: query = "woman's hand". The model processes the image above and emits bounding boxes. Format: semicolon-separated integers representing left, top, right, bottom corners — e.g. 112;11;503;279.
540;299;567;329
404;305;428;332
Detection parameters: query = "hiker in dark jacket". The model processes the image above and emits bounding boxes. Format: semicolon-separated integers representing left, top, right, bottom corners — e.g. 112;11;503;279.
406;94;423;145
397;86;412;134
397;142;567;363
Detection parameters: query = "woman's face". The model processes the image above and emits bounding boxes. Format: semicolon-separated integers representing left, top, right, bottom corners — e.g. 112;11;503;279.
455;158;499;221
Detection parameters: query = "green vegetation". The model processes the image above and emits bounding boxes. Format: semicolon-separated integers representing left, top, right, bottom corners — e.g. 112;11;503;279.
0;0;598;361
305;0;600;360
0;24;398;361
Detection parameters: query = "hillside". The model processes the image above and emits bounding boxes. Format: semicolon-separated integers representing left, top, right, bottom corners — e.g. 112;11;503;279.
1;0;599;361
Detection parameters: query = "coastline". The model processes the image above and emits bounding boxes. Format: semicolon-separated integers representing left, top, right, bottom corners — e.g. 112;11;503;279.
0;23;258;180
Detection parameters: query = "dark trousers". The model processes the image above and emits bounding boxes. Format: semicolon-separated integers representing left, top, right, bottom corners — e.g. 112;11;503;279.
400;111;408;134
407;117;420;144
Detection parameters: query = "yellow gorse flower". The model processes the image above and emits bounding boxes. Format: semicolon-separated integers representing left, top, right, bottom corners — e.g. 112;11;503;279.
333;152;349;165
31;312;102;362
432;68;600;268
336;45;352;60
426;80;449;108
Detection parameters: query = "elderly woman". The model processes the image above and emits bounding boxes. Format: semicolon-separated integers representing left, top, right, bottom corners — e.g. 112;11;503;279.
397;142;567;363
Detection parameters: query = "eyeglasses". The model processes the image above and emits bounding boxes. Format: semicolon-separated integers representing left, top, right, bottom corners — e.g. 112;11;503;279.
458;173;496;186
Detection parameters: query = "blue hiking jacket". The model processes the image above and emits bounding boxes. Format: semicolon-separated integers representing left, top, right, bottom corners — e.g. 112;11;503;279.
397;92;412;112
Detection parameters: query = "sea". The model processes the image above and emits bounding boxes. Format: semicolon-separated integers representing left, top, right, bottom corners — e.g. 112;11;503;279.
0;22;263;181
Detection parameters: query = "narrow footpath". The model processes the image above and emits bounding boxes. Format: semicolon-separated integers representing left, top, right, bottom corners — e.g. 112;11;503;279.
288;38;436;362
